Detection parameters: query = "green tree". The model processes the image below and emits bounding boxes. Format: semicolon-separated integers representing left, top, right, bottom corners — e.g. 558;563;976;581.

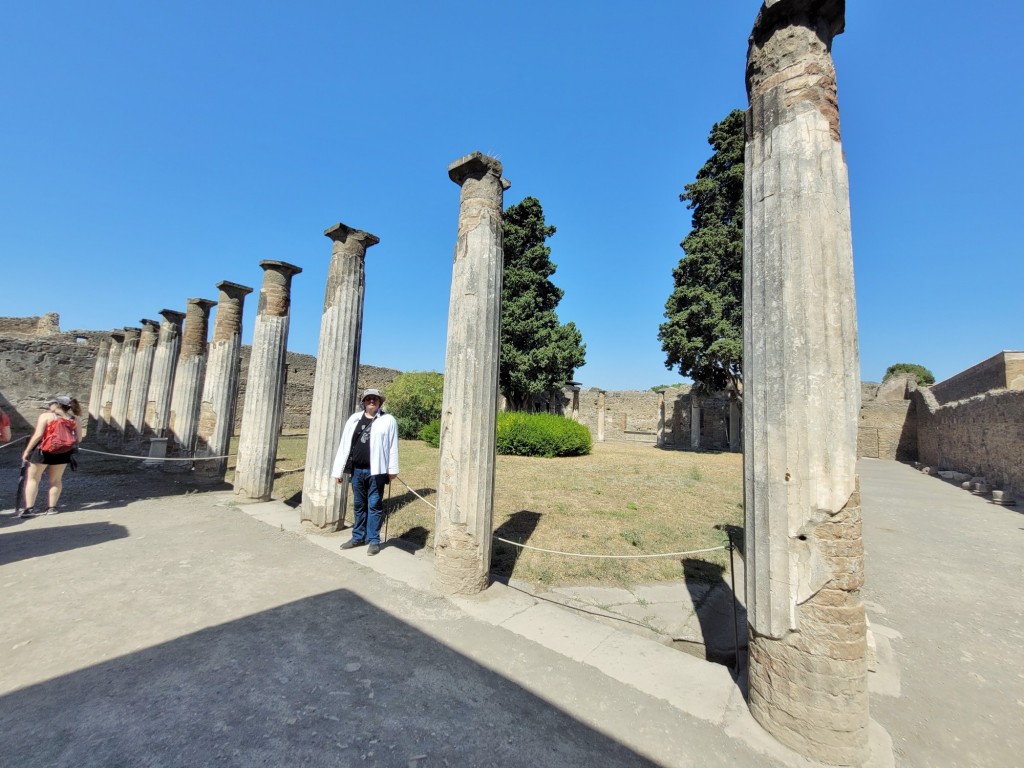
883;363;935;386
384;371;444;438
658;109;745;396
501;196;586;411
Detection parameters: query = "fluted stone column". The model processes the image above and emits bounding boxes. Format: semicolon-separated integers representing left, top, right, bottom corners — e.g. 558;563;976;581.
690;395;701;449
743;2;868;764
597;390;606;442
195;281;253;476
86;336;112;436
146;309;185;437
125;320;160;441
235;261;302;500
301;224;379;528
728;397;741;453
109;327;141;438
434;151;509;595
97;332;125;434
657;391;666;447
167;298;217;461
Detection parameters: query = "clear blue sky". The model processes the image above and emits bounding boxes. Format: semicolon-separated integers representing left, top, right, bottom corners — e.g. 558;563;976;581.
3;2;1020;391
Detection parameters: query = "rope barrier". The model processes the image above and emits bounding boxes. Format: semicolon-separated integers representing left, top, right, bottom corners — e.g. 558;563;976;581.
77;448;235;462
0;436;29;451
393;476;727;561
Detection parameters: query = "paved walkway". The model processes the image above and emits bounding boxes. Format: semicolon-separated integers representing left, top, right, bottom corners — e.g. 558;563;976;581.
1;457;1019;766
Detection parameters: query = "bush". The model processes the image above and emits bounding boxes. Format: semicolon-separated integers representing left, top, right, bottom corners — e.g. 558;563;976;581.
883;363;935;386
419;419;441;448
386;372;444;436
495;412;592;457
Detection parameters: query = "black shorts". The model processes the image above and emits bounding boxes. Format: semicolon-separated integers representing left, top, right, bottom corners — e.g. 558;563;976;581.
29;448;74;466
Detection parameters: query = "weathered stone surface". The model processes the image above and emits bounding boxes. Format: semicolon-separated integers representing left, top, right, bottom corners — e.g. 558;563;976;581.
86;336;111;435
167;298;216;460
301;223;378;529
195;282;252;476
743;1;868;763
125;319;159;441
97;332;125;434
434;152;508;595
235;261;301;500
145;309;185;438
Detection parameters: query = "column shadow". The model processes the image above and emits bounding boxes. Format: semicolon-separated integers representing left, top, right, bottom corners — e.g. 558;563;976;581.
491;510;542;583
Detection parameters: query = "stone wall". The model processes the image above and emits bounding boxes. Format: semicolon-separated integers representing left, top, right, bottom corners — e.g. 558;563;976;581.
857;375;917;461
929;351;1024;405
0;313;63;339
915;386;1024;497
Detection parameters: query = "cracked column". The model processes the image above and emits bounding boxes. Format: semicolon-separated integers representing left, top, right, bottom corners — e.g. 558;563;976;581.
125;319;160;441
235;261;302;500
195;281;253;476
434;151;509;595
167;298;217;461
86;336;112;436
743;2;868;764
301;223;379;528
146;309;185;437
97;332;125;435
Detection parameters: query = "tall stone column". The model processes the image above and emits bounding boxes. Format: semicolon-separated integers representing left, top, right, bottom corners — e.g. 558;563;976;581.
97;332;125;435
301;223;379;528
657;391;666;447
743;2;868;765
125;320;160;441
690;395;701;449
146;309;185;437
109;327;141;438
235;261;302;500
167;298;217;460
434;151;509;595
597;390;606;442
728;397;741;453
86;336;112;436
195;281;253;476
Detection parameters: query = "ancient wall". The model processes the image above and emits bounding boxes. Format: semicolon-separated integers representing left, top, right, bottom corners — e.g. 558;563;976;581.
0;313;63;339
857;375;917;460
915;386;1024;497
929;351;1024;405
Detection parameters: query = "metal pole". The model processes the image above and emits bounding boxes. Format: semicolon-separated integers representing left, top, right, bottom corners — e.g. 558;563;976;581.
727;533;740;671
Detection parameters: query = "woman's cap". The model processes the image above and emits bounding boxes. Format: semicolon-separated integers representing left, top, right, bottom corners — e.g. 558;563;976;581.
361;388;385;404
46;396;72;407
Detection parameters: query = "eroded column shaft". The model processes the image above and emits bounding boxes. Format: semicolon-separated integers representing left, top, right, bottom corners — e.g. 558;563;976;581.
109;327;141;437
196;282;253;476
167;298;216;459
86;336;111;436
743;2;868;764
235;261;302;500
301;224;378;528
147;309;185;437
434;151;509;595
125;320;160;441
98;333;125;434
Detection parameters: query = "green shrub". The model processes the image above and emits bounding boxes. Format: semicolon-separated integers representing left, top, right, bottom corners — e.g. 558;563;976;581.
495;412;592;457
386;372;444;436
883;363;935;386
419;419;441;448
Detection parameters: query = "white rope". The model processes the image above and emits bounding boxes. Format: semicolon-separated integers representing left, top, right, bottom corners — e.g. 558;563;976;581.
78;448;234;462
393;476;727;561
0;436;29;450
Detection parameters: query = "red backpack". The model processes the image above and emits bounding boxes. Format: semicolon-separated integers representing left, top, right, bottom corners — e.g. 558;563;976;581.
40;416;77;454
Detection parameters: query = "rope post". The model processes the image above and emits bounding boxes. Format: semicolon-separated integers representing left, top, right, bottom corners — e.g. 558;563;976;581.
727;531;741;671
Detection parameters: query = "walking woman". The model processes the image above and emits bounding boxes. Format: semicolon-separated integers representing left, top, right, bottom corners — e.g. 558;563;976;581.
19;396;82;518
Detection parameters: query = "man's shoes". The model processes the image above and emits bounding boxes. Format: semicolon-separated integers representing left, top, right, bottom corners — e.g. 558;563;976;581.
17;507;37;519
367;544;381;556
340;539;366;550
44;507;59;516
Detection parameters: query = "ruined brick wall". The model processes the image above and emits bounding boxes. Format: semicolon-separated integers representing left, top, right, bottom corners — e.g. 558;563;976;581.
857;401;916;460
0;313;62;339
915;387;1024;497
929;351;1024;405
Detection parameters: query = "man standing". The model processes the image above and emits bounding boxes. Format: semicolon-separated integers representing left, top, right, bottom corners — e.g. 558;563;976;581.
331;389;399;555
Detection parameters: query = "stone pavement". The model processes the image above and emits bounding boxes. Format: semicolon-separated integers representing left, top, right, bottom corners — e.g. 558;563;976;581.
1;457;1018;766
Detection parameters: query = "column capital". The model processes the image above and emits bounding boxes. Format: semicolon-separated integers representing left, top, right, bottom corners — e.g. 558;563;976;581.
140;318;161;330
216;281;254;299
108;330;125;343
448;151;510;189
259;260;303;277
756;0;844;38
323;223;380;249
121;326;142;340
159;309;186;324
186;298;218;311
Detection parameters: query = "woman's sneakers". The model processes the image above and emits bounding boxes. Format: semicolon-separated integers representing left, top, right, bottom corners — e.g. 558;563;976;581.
44;507;59;516
17;507;38;518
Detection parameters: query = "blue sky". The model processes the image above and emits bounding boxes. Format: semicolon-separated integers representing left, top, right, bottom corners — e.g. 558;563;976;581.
2;2;1020;391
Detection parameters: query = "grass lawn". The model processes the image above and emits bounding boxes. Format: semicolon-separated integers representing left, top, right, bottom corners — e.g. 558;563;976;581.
232;436;744;589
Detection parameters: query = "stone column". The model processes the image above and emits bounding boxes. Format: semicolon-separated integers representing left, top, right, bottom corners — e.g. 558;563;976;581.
728;397;741;453
97;332;125;435
657;391;666;447
569;382;581;421
301;224;379;528
125;320;160;441
597;390;606;442
167;298;217;460
86;336;112;436
235;261;302;500
690;395;701;449
109;327;141;438
434;151;509;595
146;309;185;437
743;2;868;764
195;281;253;476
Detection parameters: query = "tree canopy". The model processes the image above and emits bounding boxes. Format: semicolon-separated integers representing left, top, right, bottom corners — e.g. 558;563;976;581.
500;196;586;411
883;363;935;386
658;109;745;396
385;370;444;438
